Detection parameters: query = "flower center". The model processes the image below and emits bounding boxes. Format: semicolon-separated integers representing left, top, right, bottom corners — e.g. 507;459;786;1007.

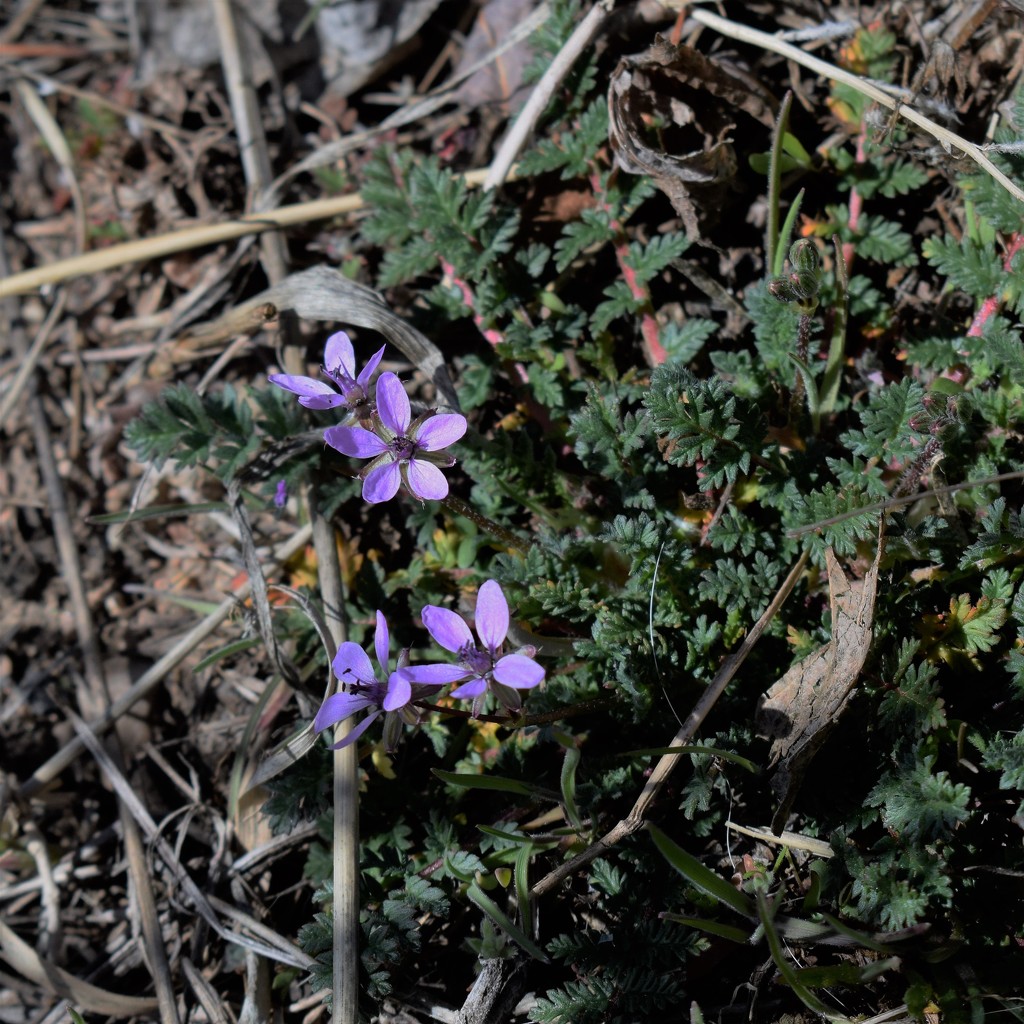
325;368;366;407
345;383;367;406
390;435;417;460
349;678;386;704
459;643;493;677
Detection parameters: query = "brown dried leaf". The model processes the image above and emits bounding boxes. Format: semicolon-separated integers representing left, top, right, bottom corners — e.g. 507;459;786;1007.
608;36;777;236
756;538;883;833
453;0;535;111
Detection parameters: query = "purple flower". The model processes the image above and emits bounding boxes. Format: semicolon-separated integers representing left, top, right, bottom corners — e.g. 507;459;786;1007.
274;479;288;508
314;611;414;750
323;371;467;503
269;331;384;416
405;580;545;715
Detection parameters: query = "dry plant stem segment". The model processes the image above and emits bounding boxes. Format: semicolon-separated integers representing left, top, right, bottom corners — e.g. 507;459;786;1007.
0;288;65;431
21;820;61;959
0;0;48;44
310;505;359;1023
484;0;614;190
680;5;1024;206
19;522;314;798
212;0;287;284
786;470;1024;536
14;81;86;255
0;170;494;299
0;920;159;1017
530;550;810;897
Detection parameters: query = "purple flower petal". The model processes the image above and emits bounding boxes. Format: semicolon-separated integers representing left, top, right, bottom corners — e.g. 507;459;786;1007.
333;642;376;684
421;605;473;652
357;345;386;389
324;424;389;458
327;709;381;749
450;676;488;700
363;460;402;503
300;395;347;410
493;653;545;689
314;691;373;732
269;375;346;410
324;331;356;378
374;611;390;676
375;372;411;435
267;373;329;396
415;413;467;452
475;580;509;651
383;672;411;711
406;459;449;501
401;663;471;684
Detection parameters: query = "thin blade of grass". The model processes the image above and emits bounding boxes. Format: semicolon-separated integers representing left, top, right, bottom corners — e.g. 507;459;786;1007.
466;883;550;962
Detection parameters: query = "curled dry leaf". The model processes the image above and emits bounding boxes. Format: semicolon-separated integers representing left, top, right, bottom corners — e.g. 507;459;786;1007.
608;36;777;236
756;536;884;834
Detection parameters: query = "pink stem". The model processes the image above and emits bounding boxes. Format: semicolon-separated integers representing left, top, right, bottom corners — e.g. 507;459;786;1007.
967;232;1024;338
440;258;530;387
590;173;667;367
842;132;867;269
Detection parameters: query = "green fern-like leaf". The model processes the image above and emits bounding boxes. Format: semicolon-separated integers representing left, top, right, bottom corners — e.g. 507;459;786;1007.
785;484;881;557
123;383;260;480
839;378;926;463
831;149;929;199
867;754;971;841
520;97;609;179
855;213;917;266
644;366;772;488
531;977;614;1023
923;235;1004;299
659;318;717;363
698;552;779;618
591;280;645;333
555;209;618;272
625;232;691;281
877;639;946;737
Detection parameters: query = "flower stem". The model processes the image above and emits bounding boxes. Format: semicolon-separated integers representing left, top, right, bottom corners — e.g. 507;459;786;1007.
441;492;529;554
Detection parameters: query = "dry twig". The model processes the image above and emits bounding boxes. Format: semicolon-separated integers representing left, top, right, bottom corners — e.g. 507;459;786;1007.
680;4;1024;205
0;171;492;299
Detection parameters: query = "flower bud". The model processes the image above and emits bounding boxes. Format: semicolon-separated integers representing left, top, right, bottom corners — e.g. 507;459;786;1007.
788;239;820;275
